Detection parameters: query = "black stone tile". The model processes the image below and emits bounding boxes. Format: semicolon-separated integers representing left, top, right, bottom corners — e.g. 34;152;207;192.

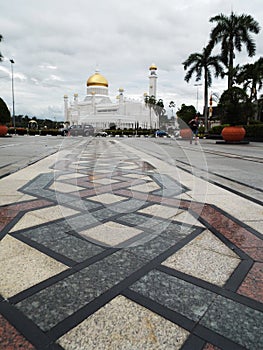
66;213;99;229
130;269;216;321
91;208;117;221
200;295;263;349
127;223;191;260
20;223;68;245
67;199;101;211
44;235;105;262
159;221;194;240
110;199;146;214
16;250;147;331
118;213;166;229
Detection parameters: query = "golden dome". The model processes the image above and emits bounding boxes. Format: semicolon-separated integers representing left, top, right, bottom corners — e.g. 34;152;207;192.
149;63;157;70
87;71;108;87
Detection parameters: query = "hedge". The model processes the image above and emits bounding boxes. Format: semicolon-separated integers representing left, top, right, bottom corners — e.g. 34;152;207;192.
208;124;263;141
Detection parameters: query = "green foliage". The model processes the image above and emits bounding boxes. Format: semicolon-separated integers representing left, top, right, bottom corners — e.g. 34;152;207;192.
208;125;228;135
209;12;260;89
177;104;196;127
217;87;254;125
8;127;27;135
0;97;11;125
244;124;263;139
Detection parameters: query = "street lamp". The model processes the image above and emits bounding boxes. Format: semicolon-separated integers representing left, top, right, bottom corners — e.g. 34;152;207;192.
194;83;202;113
10;59;15;133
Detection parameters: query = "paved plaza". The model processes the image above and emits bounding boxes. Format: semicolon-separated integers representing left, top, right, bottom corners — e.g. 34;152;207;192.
0;137;262;349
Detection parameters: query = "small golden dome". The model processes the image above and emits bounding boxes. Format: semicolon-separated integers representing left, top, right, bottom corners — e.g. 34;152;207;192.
87;72;108;87
149;63;157;70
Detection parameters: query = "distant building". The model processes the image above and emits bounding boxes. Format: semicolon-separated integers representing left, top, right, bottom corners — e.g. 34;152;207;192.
64;64;159;130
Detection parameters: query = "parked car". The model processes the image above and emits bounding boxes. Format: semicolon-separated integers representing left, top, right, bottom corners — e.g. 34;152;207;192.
155;130;170;137
69;124;94;136
58;127;70;136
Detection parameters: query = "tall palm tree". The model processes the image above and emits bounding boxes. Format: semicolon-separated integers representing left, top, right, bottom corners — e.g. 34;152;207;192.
183;45;224;131
144;94;156;128
236;57;263;101
237;57;263;119
209;12;260;89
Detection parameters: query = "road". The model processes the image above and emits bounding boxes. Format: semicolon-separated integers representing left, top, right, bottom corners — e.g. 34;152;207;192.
0;135;78;178
1;135;262;205
118;137;263;205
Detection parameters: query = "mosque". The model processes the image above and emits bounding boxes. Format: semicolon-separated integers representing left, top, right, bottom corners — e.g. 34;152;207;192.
63;64;159;130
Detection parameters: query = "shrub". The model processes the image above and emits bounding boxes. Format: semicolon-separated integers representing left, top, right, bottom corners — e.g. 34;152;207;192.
0;97;11;125
244;124;263;139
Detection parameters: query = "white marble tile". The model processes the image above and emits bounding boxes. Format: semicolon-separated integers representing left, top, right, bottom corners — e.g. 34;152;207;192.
50;182;85;193
89;193;126;204
0;235;67;298
58;295;189;350
129;182;160;192
138;204;183;219
81;221;142;246
10;205;78;232
92;178;118;185
163;230;240;286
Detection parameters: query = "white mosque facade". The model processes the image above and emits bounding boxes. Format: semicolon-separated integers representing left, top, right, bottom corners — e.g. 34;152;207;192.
64;64;159;130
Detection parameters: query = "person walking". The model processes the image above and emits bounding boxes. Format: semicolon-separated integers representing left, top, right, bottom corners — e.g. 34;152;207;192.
188;116;199;144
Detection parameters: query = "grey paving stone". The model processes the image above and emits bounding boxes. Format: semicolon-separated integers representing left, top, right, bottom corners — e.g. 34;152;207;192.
130;269;216;321
66;213;99;229
110;199;146;213
92;208;118;221
200;295;263;350
20;223;69;244
16;250;147;331
66;199;102;211
118;213;167;230
127;223;191;260
44;235;105;262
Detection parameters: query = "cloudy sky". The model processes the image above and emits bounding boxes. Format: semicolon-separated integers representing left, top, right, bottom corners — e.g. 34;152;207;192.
0;0;263;121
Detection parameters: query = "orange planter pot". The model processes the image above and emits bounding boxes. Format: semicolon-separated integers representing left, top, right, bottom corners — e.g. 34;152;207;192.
221;126;246;142
180;128;192;139
0;125;8;136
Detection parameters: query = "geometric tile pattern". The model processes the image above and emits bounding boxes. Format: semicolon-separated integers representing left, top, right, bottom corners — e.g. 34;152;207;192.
0;139;262;350
57;295;189;349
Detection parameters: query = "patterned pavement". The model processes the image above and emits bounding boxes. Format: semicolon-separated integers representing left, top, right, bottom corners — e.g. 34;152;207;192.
0;138;262;349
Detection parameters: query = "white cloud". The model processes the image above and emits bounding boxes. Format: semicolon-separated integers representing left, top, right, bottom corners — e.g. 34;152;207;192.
0;0;262;120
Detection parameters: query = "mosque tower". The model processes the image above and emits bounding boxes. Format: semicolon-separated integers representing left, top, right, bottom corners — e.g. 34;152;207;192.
148;63;158;97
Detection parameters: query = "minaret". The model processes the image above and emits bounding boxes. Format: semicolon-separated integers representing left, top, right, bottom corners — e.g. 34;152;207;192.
74;93;78;105
149;63;158;98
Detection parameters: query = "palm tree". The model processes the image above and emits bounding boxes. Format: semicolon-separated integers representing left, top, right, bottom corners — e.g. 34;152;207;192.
144;94;156;128
236;57;263;101
209;12;260;89
183;45;224;131
236;57;263;120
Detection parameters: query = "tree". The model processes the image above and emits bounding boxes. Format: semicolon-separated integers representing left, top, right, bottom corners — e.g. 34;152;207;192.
183;45;224;131
154;98;166;121
236;57;263;102
144;94;157;128
0;97;11;125
218;87;254;125
209;12;260;89
176;104;196;128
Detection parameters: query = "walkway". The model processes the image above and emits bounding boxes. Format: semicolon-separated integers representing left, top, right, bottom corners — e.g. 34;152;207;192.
0;138;262;349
